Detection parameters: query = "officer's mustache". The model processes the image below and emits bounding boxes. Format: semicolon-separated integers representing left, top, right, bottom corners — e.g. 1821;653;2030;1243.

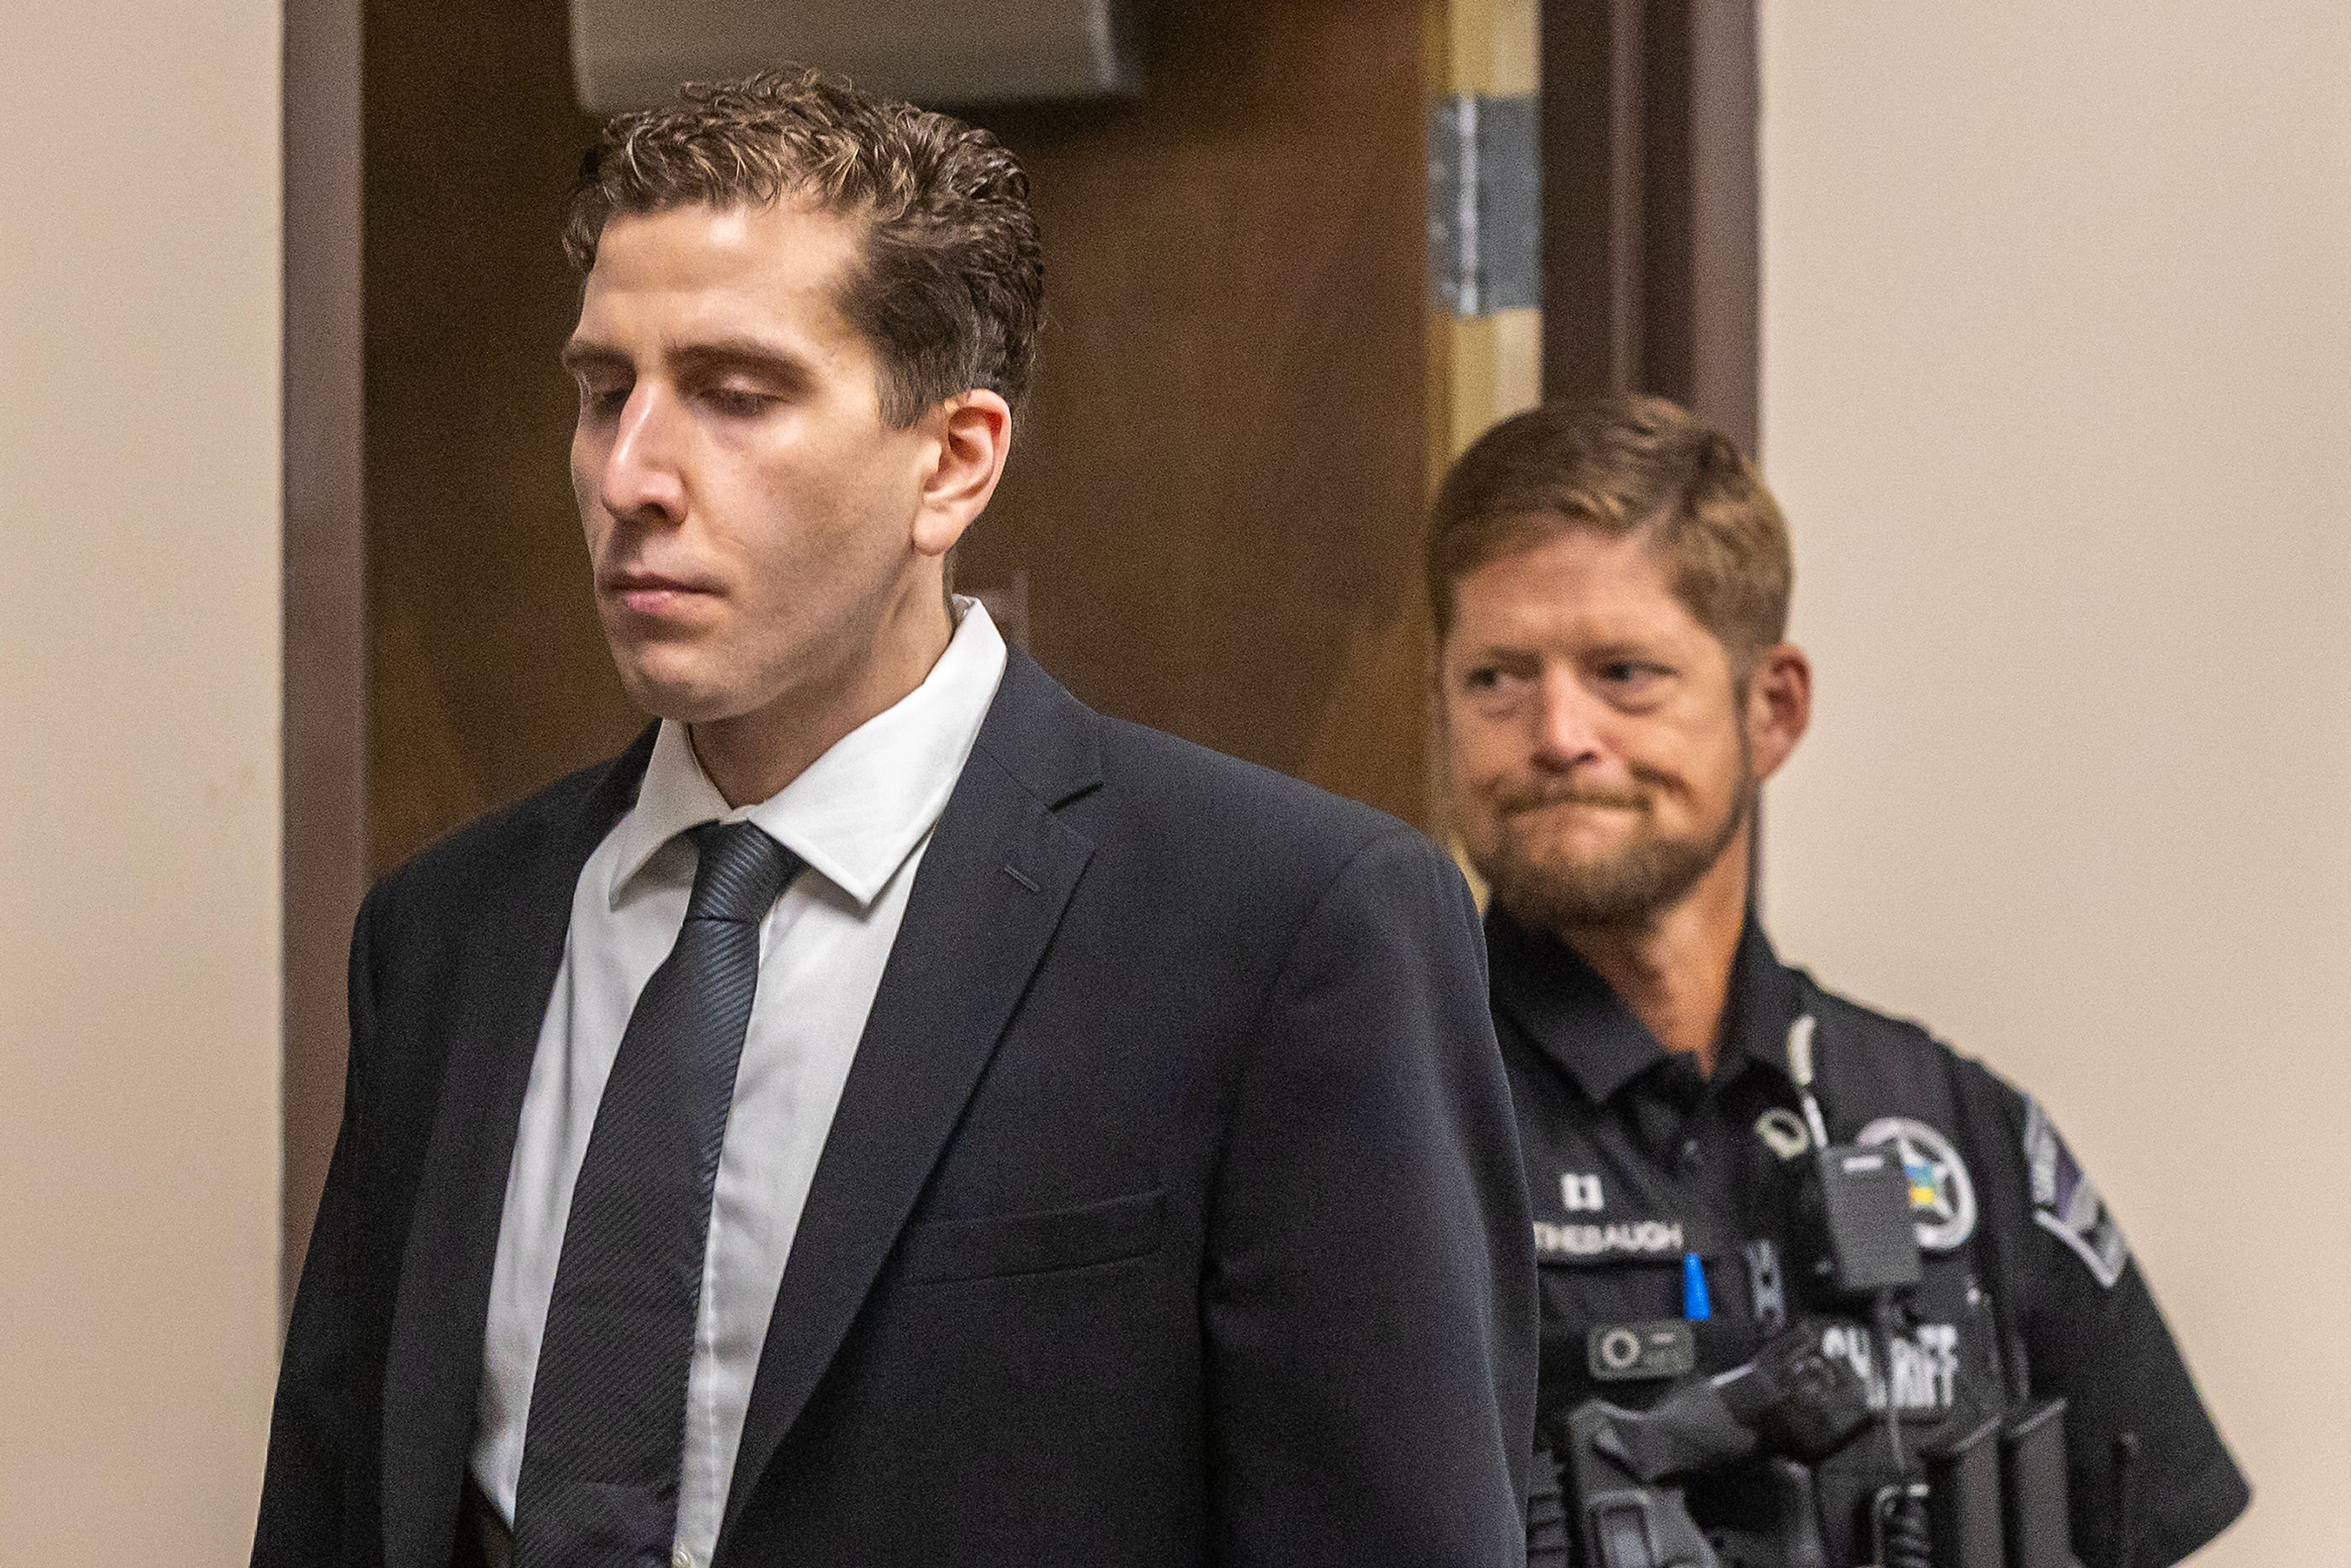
1494;777;1654;816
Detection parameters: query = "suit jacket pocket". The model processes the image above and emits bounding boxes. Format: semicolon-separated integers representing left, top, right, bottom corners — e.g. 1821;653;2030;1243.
900;1188;1167;1283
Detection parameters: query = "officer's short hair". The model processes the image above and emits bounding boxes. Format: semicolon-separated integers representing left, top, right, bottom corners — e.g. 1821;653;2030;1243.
1427;395;1793;675
564;66;1044;430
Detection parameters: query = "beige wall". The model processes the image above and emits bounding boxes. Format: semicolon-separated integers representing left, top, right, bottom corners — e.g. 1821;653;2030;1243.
0;1;283;1560
1760;4;2350;1558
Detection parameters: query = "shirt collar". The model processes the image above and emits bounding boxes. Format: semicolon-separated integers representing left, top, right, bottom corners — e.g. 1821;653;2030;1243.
605;598;1010;912
1723;916;1806;1081
1487;904;1804;1103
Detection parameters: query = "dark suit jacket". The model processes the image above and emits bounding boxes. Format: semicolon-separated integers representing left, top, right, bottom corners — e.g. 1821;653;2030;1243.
253;649;1535;1568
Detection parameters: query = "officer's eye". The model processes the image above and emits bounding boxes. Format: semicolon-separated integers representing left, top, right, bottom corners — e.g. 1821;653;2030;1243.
1594;659;1671;702
1462;665;1535;703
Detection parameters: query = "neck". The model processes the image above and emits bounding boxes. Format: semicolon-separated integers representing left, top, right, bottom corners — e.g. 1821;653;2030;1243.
689;576;954;808
1559;820;1753;1075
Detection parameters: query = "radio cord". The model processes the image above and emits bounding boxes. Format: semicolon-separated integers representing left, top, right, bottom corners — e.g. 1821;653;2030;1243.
1785;1016;1832;1150
1875;1291;1933;1568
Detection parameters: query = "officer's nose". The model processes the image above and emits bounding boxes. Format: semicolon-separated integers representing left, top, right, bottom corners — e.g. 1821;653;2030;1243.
1529;675;1606;768
595;383;688;527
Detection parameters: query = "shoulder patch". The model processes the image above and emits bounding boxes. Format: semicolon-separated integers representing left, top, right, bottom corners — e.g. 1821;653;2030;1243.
2023;1097;2129;1288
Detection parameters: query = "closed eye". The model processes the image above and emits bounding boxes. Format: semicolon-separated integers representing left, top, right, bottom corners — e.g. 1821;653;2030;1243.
575;378;631;419
699;385;782;418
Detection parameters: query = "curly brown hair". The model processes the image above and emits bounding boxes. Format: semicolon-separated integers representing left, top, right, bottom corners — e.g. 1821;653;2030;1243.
566;66;1044;429
1427;395;1792;674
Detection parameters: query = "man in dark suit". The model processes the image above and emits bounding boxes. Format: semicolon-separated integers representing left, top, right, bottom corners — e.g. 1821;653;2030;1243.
253;67;1534;1568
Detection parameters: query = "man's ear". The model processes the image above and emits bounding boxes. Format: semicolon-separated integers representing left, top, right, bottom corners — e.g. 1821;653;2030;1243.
1745;641;1813;782
911;390;1013;559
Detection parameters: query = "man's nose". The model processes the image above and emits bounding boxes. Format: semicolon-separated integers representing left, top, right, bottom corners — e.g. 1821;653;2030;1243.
1531;677;1605;766
596;384;688;524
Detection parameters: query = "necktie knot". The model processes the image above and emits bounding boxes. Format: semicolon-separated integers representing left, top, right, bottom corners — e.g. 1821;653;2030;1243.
684;820;800;923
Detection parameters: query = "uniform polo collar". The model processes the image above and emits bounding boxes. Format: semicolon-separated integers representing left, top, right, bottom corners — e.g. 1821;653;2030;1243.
1487;909;1659;1103
1724;917;1806;1081
1487;904;1805;1102
604;599;1010;913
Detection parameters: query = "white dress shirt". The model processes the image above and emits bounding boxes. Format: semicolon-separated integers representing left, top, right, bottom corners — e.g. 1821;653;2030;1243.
471;601;1008;1568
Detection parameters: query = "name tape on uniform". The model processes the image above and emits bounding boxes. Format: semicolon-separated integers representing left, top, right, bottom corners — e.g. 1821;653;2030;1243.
1533;1218;1685;1260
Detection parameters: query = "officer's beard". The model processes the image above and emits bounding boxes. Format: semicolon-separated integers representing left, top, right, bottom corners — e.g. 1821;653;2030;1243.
1477;745;1755;936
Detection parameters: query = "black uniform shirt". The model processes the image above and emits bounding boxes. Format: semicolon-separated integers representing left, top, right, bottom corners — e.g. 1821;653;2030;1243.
1492;907;2249;1568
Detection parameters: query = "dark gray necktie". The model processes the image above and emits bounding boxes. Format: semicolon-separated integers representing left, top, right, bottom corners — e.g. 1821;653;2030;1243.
512;820;801;1568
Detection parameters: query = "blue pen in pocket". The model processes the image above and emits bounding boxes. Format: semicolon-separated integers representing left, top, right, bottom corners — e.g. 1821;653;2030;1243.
1682;1251;1711;1321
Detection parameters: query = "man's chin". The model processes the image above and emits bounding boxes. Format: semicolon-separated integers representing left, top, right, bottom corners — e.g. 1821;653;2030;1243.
610;655;759;727
1483;839;1708;934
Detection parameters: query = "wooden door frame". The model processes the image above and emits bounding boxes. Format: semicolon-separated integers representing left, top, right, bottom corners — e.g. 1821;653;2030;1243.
1539;0;1758;452
281;0;367;1311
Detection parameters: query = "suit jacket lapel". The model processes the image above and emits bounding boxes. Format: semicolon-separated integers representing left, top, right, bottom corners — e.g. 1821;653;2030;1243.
719;651;1101;1550
379;730;655;1568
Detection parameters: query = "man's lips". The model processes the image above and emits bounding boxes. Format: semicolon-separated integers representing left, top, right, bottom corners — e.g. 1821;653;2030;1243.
1498;787;1648;816
602;572;718;617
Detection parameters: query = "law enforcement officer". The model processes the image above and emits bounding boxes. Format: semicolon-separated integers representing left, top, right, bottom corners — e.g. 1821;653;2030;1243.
1430;395;2249;1567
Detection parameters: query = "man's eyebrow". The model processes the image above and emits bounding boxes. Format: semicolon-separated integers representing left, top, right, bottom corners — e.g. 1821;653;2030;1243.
558;336;819;396
1493;643;1548;664
559;339;629;376
668;338;815;384
1461;640;1541;667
